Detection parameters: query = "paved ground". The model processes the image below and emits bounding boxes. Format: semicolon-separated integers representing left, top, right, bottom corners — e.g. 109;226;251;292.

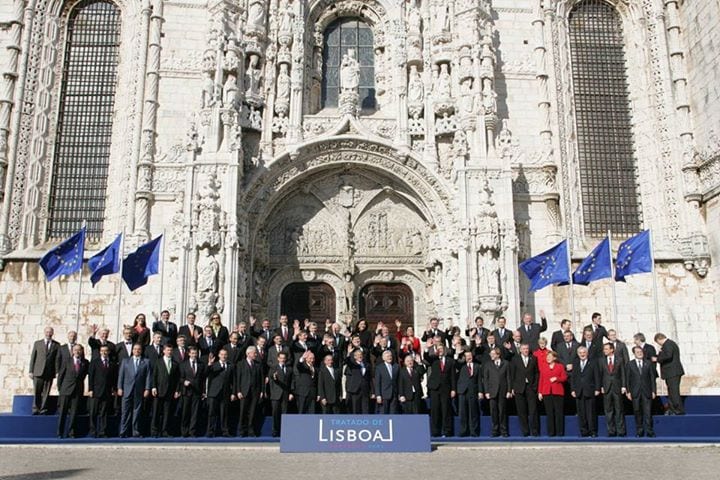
0;443;718;480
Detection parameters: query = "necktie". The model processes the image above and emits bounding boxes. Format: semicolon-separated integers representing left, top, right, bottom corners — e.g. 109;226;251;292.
495;360;500;367
526;325;529;332
180;348;185;360
609;357;614;373
192;361;196;375
166;358;171;373
329;367;335;379
103;359;108;369
638;360;642;370
134;358;139;372
387;364;392;378
208;338;213;347
523;356;528;368
156;345;160;355
74;359;80;373
500;329;504;338
282;365;286;375
440;358;445;372
221;363;226;370
277;345;281;353
46;341;50;352
360;363;365;376
566;342;570;349
581;360;586;372
283;327;287;339
468;364;472;376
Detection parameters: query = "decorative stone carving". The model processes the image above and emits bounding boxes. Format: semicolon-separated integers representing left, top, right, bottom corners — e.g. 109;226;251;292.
245;54;264;107
275;63;291;117
408;65;424;119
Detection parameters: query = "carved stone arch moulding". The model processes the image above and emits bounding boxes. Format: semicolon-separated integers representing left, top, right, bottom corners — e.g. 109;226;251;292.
9;0;143;249
307;0;389;48
266;266;345;321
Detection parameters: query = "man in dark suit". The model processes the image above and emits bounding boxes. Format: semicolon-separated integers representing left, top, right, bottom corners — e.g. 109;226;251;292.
627;346;656;437
318;353;343;414
224;332;244;365
585;312;608;342
502;330;523;362
252;317;275;343
456;350;482;437
345;348;374;414
421;318;446;344
268;352;293;436
88;325;116;363
511;344;539;436
151;344;181;437
398;354;425;414
425;344;456;437
519;311;548;351
291;330;312;365
152;310;178;346
483;347;511;437
580;328;602;360
144;332;164;364
28;326;60;415
274;314;292;345
235;321;253;357
292;350;318;414
599;342;627;436
268;334;292;369
328;322;348;354
179;346;205;437
492;317;512;346
466;316;491;346
198;326;219;361
178;312;202;347
172;335;189;364
374;350;399;414
318;334;343;369
607;330;629;365
56;344;88;438
551;319;574;352
206;348;235;437
634;333;658;377
117;343;152;437
570;346;600;437
56;330;79;372
654;333;685;415
116;327;135;363
473;333;500;366
556;330;580;368
236;345;264;437
88;344;117;437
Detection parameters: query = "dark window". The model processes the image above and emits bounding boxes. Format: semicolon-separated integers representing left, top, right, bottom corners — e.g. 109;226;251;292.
47;0;121;241
321;18;375;110
569;0;641;236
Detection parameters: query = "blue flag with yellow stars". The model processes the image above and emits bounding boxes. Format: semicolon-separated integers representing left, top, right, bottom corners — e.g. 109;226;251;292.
38;228;86;282
615;230;653;282
519;239;570;292
122;235;162;291
88;233;122;287
573;237;612;285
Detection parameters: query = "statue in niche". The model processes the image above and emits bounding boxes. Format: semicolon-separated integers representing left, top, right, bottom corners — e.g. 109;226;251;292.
202;71;216;108
247;0;266;30
279;1;293;35
245;54;263;98
343;272;356;314
479;252;500;295
196;247;219;294
408;65;424;109
223;72;238;107
435;3;451;34
407;0;422;33
340;49;360;92
275;63;291;115
435;63;451;98
459;78;477;115
482;80;497;115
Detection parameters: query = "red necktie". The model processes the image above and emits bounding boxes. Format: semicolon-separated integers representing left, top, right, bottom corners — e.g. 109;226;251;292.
468;364;472;376
440;359;445;373
74;360;80;373
609;357;614;373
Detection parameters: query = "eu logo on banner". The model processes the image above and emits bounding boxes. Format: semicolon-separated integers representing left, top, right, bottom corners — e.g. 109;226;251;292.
280;415;431;453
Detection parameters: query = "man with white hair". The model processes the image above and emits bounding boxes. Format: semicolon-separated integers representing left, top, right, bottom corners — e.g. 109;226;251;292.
28;326;60;415
236;345;264;437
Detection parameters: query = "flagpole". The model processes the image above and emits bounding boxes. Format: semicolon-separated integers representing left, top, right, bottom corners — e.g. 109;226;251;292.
608;229;619;337
115;230;125;342
566;237;576;327
648;229;661;335
75;221;87;333
158;229;166;313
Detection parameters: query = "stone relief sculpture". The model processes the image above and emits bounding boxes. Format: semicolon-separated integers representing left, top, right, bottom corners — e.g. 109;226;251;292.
275;63;291;116
247;0;267;30
408;65;424;118
340;49;360;92
245;54;263;101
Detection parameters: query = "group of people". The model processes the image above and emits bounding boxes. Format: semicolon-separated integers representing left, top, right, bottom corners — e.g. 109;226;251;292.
27;310;685;439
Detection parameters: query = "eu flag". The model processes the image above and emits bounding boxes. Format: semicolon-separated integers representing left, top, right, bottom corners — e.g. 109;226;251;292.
122;235;162;291
38;228;86;282
615;230;653;282
573;237;613;285
519;239;570;291
88;233;122;287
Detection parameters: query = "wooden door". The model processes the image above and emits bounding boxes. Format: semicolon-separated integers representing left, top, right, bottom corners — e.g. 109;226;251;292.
281;282;336;324
358;283;414;332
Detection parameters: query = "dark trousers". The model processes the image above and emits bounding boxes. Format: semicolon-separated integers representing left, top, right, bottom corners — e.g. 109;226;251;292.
322;402;341;414
665;375;684;414
576;396;597;436
632;395;654;436
348;392;370;414
57;393;81;437
429;389;453;436
238;393;259;436
89;396;110;436
151;396;175;436
181;395;201;436
271;397;289;436
120;392;144;437
207;396;229;436
401;395;422;414
458;393;480;436
33;376;53;414
379;396;398;414
296;393;317;414
515;389;539;436
488;395;508;436
544;394;565;436
603;391;626;435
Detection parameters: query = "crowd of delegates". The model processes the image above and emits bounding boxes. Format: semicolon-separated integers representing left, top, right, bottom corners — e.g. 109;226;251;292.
27;310;685;439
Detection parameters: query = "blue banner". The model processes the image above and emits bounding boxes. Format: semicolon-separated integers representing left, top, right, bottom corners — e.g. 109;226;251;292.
280;415;431;453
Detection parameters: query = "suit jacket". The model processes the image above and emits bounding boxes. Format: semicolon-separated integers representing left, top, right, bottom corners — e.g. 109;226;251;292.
274;325;293;345
57;357;89;396
640;343;659;377
56;343;79;372
207;362;235;398
472;343;503;366
224;343;244;365
570;358;600;398
557;340;580;366
172;346;189;364
291;340;311;364
492;328;512;346
317;366;342;403
144;343;164;365
292;360;318;397
236;359;264;397
518;318;548;350
152;321;178;346
510;355;539;394
610;341;630;365
152;356;181;398
585;324;608;342
318;345;343;369
178;324;202;346
29;339;60;378
425;355;457;392
580;339;602;360
268;364;293;401
88;357;117;399
88;337;116;363
456;360;483;396
212;326;231;348
267;344;292;369
344;360;373;395
116;340;135;363
598;355;626;394
198;336;220;359
551;330;575;352
374;362;399;400
466;327;491;345
657;339;684;379
626;359;656;399
252;326;274;344
397;364;425;400
483;359;511;398
179;359;206;397
420;328;445;343
117;356;152;398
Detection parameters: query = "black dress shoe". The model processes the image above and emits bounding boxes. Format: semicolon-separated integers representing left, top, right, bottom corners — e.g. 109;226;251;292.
161;432;171;438
647;433;656;437
502;434;509;438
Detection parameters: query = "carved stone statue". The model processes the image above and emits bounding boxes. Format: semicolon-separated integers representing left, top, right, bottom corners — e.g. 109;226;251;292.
275;63;291;116
279;1;293;35
459;78;476;115
340;49;360;92
197;247;219;294
247;0;266;30
407;0;422;33
435;63;451;98
193;172;222;249
343;272;355;313
245;54;263;99
202;71;216;108
408;65;424;111
223;73;238;107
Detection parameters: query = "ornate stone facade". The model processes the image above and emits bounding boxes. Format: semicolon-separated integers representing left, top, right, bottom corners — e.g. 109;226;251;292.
0;0;718;409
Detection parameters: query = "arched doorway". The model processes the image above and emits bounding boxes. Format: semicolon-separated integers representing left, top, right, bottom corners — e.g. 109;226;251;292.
281;282;336;324
359;283;414;332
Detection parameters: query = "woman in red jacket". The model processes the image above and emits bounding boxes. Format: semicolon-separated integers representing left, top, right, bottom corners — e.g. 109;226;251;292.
538;350;568;436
